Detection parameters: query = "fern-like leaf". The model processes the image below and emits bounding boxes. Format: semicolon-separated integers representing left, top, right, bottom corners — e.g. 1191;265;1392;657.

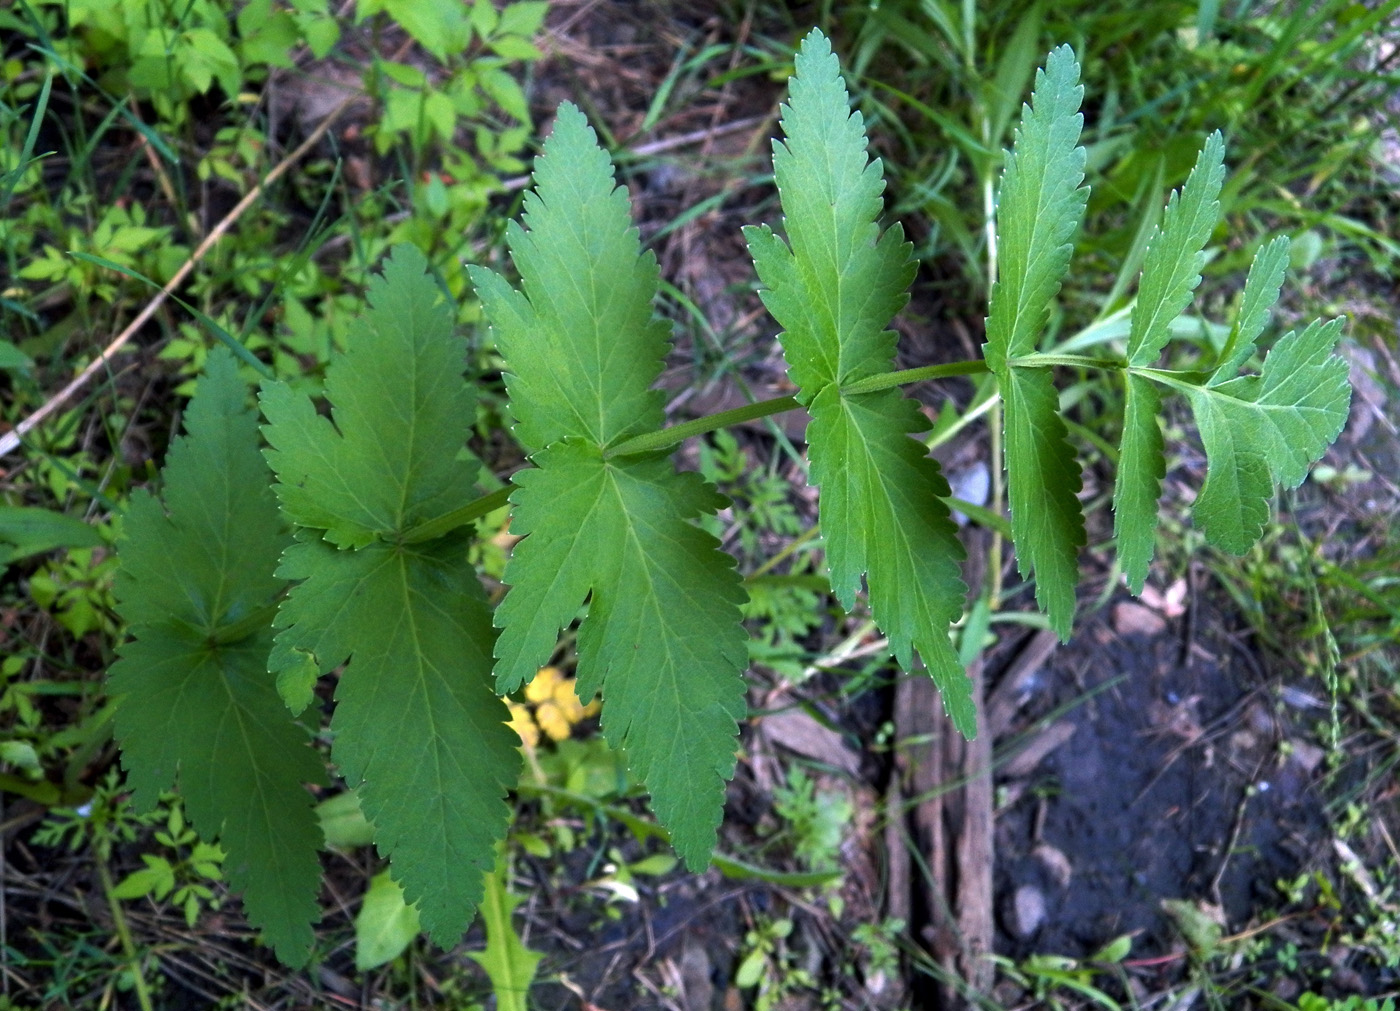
471;105;748;867
261;245;519;946
745;29;973;736
111;348;325;966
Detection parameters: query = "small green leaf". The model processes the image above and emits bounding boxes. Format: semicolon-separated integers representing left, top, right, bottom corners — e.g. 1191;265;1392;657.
378;0;468;62
355;871;421;971
316;791;377;851
0;340;33;373
0;506;104;569
1127;132;1224;367
274;647;319;715
111;349;325;966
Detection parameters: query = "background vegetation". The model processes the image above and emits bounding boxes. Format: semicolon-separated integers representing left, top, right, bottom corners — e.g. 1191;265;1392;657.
1;0;1397;1007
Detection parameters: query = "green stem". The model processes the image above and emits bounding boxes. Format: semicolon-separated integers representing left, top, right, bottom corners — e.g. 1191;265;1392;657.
210;602;281;645
1132;366;1213;391
605;395;803;458
97;857;155;1011
840;359;989;394
1008;353;1125;370
401;358;992;545
401;485;512;545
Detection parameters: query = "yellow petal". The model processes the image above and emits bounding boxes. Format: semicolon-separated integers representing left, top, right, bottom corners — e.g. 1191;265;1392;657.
551;675;599;724
536;701;572;742
506;701;539;749
524;665;563;704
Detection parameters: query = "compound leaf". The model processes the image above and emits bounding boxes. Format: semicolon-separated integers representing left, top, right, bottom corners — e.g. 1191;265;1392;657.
471;105;747;867
745;29;971;735
111;348;324;966
262;245;519;946
1185;316;1350;552
985;45;1088;638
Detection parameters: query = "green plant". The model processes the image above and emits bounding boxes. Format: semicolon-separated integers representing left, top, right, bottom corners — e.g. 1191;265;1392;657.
771;766;852;873
1297;995;1397;1011
736;915;816;1011
109;800;226;929
106;30;1351;968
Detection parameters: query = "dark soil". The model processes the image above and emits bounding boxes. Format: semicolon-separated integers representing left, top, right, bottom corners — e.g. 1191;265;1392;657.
993;599;1329;962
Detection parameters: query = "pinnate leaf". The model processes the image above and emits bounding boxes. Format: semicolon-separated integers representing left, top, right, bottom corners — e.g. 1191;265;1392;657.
745;29;971;735
471;106;748;867
111;348;324;966
985;45;1088;638
261;245;519;947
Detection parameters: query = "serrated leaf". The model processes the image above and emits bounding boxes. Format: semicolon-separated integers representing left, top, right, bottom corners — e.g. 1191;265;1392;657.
1127;132;1224;367
1188;396;1273;553
1003;367;1085;635
493;442;747;866
471;103;669;453
1113;374;1165;593
472;106;748;867
744;29;972;733
985;45;1088;639
1211;235;1289;382
1185;316;1350;552
984;44;1087;369
110;348;324;966
261;245;479;549
807;390;974;734
262;246;520;947
746;30;912;392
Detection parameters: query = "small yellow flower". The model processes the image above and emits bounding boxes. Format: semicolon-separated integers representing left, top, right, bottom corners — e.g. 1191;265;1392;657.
522;666;600;742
